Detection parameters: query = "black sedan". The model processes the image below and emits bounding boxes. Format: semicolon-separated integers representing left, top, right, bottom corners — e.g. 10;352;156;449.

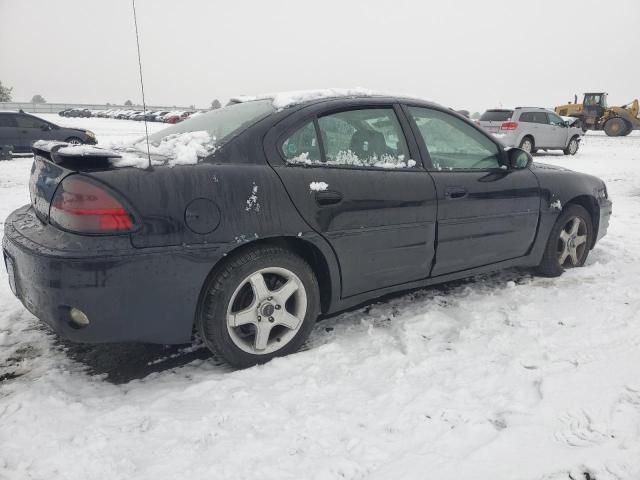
2;94;612;368
0;111;97;153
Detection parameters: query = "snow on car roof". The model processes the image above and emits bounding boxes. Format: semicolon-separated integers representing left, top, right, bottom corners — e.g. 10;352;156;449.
230;87;377;110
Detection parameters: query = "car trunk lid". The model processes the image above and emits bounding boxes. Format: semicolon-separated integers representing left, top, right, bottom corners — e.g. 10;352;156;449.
29;141;124;222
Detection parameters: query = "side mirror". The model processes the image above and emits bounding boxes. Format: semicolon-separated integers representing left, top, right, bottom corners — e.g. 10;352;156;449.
506;147;532;170
40;124;51;131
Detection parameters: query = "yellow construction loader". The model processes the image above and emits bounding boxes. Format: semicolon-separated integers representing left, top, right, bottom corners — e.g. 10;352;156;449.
555;92;640;136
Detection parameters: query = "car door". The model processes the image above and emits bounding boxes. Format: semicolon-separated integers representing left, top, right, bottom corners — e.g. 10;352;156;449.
404;105;541;276
14;113;55;150
0;113;19;151
532;110;555;147
266;103;437;298
546;111;569;148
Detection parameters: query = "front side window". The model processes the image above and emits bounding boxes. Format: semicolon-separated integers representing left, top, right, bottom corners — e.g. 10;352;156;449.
547;112;564;125
281;108;415;169
408;106;501;170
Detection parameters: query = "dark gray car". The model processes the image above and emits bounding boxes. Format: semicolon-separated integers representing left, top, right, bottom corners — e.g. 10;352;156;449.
0;111;97;153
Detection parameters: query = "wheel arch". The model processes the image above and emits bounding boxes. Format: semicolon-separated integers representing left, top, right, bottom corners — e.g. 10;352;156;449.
564;194;600;248
520;134;535;149
195;235;338;325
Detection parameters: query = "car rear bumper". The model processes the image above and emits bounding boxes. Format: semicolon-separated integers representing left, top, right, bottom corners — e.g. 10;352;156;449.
490;130;519;147
3;205;224;344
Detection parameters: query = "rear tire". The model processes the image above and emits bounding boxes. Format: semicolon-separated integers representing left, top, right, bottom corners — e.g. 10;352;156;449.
536;204;593;277
603;118;627;137
196;246;320;368
563;136;580;155
519;136;534;153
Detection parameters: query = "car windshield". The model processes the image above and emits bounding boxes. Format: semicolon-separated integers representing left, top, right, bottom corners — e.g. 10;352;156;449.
146;99;275;149
480;110;513;121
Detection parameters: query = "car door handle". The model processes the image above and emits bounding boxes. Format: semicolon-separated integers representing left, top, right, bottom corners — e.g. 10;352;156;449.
444;187;467;199
315;190;343;206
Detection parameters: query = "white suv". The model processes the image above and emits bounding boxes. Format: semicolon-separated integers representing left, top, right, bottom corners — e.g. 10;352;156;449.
478;107;582;155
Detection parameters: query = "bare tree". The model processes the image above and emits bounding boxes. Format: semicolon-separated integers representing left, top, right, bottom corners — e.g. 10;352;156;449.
0;80;13;102
211;99;221;109
124;99;133;106
31;94;46;103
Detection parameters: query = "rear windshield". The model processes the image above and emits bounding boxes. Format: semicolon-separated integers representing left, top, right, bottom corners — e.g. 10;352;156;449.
146;99;275;147
480;110;513;121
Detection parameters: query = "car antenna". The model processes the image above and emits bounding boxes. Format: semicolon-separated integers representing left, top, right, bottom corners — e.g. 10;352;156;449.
131;0;152;170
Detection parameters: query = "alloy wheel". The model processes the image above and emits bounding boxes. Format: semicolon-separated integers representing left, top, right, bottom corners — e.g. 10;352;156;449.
226;267;307;354
569;139;578;154
521;139;533;153
556;216;588;267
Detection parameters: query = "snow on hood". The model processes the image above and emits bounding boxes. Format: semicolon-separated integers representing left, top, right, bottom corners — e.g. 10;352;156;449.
231;87;377;110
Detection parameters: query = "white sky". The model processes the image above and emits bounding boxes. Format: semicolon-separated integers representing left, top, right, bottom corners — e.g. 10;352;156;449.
1;0;639;111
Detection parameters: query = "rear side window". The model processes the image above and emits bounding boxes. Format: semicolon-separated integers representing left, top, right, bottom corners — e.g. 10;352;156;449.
480;110;513;121
0;114;16;127
15;114;48;129
409;107;501;170
282;108;416;169
281;121;321;163
519;111;547;124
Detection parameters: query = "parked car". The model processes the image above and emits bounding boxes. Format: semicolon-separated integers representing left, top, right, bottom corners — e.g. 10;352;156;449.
478;107;583;155
70;108;92;118
3;94;611;368
0;110;97;153
164;111;192;124
149;111;169;122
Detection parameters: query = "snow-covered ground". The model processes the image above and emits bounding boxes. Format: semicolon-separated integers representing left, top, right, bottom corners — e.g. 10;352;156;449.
1;116;640;480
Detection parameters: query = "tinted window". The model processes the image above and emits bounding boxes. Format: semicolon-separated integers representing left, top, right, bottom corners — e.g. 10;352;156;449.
480;110;513;121
409;107;501;170
316;109;414;168
519;111;547;124
0;114;16;127
519;112;534;123
282;121;321;163
15;114;48;129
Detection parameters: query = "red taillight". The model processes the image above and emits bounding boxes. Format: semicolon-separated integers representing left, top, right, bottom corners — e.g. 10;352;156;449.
501;121;519;130
50;176;134;233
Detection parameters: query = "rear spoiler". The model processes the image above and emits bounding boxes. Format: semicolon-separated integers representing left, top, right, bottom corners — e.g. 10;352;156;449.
32;140;121;168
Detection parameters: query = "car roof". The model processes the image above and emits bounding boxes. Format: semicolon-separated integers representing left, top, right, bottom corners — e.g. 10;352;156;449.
514;106;551;111
231;90;446;112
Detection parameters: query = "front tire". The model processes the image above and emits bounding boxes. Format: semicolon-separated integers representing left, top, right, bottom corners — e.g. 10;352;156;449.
197;246;320;368
519;136;534;153
64;136;83;145
563;136;580;155
536;204;593;277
